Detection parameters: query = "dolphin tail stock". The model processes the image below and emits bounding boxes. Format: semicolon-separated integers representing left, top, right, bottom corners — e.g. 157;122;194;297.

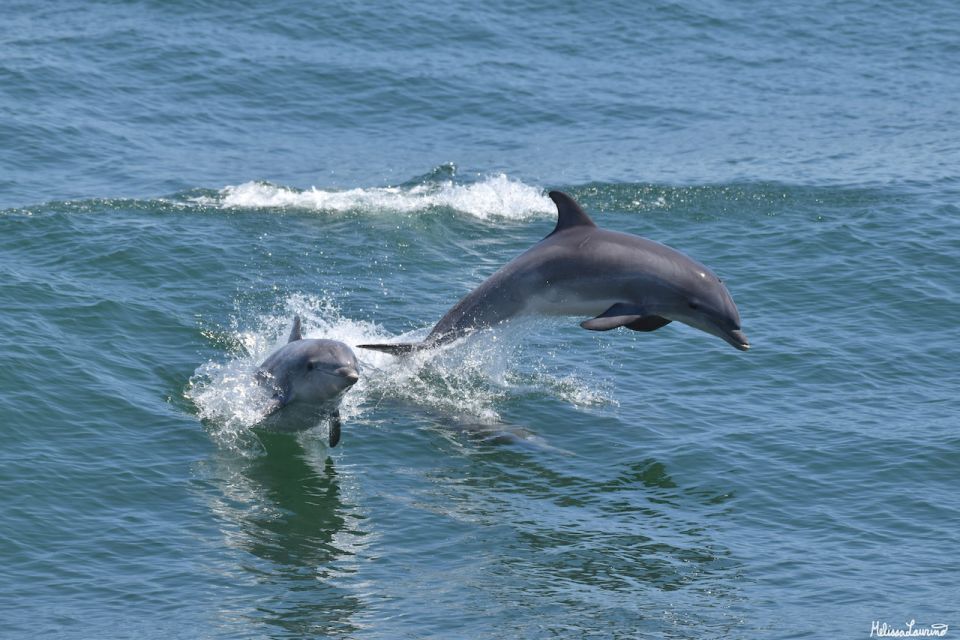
356;341;424;356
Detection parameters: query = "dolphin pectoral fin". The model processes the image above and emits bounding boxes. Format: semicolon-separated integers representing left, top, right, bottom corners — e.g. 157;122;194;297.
357;342;421;355
256;369;289;409
270;381;292;408
271;391;290;409
580;315;643;331
328;410;342;448
288;315;304;342
580;303;646;331
580;302;672;332
625;316;672;332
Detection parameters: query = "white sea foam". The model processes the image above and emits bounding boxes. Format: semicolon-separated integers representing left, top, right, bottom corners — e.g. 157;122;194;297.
186;294;613;452
194;173;555;221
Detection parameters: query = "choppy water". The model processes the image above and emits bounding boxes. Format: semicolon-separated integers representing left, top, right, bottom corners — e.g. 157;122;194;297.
2;2;959;638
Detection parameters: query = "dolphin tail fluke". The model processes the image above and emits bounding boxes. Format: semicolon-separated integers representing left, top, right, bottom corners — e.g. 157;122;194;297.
356;342;422;355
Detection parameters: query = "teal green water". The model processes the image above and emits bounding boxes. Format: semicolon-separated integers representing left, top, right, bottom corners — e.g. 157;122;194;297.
2;2;959;638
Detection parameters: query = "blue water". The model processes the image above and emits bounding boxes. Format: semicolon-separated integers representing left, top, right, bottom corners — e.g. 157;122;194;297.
2;2;959;638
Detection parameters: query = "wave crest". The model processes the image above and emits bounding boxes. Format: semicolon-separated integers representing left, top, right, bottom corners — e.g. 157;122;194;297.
194;172;555;221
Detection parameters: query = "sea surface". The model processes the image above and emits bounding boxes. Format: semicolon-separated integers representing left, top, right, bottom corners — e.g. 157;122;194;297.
2;1;959;638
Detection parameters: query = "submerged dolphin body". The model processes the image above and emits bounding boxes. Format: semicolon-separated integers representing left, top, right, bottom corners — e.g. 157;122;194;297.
359;191;749;354
256;316;360;447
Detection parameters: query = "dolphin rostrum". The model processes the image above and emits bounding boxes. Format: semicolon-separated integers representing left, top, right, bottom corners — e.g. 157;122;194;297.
359;191;749;355
256;315;360;447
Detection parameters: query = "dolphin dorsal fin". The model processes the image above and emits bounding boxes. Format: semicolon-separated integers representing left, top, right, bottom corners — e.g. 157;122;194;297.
548;191;597;236
288;315;304;343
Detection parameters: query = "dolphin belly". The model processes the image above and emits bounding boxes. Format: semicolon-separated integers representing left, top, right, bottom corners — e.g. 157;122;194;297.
523;290;620;318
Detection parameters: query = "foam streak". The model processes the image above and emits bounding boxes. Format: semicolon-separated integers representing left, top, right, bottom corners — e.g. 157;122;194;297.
196;174;555;221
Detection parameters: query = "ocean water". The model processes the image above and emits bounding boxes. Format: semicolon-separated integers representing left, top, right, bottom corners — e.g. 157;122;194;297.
2;1;959;638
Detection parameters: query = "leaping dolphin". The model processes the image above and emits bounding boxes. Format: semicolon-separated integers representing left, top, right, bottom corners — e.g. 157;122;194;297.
359;191;749;355
256;316;360;447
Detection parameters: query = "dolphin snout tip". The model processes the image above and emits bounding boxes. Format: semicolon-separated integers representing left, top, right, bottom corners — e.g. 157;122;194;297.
335;367;360;384
728;329;750;351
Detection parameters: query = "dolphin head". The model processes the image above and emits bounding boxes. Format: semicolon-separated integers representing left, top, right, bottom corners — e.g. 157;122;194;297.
663;263;750;351
259;338;360;407
290;340;361;403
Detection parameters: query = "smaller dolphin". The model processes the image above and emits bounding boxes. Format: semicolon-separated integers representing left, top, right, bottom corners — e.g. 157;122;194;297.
256;316;360;447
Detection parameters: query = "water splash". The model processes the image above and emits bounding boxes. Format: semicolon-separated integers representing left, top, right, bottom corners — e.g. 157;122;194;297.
186;294;613;452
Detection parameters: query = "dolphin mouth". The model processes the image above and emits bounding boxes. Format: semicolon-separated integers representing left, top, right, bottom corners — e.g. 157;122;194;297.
333;367;360;384
725;329;750;351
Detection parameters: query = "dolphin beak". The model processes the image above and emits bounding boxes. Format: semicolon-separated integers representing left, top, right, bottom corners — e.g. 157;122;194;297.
335;366;360;384
726;329;750;351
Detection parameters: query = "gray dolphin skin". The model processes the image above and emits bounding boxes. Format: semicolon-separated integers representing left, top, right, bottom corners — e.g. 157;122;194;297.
256;315;360;447
359;191;749;354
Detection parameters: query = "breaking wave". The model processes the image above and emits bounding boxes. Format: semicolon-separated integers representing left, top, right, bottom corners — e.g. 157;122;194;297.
191;170;555;221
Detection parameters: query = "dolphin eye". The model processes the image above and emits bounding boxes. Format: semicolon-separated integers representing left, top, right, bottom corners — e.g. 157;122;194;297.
306;362;315;371
688;302;700;310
